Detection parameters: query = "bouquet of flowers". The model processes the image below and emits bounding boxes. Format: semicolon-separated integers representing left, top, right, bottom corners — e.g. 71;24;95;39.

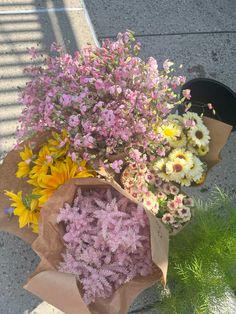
0;31;232;314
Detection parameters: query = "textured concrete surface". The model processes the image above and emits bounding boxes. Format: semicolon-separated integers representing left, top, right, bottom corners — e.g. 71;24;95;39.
83;0;236;36
0;1;95;313
0;0;236;313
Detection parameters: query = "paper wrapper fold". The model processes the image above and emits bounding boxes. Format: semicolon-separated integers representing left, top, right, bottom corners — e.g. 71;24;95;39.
0;117;232;314
25;177;164;314
202;117;232;168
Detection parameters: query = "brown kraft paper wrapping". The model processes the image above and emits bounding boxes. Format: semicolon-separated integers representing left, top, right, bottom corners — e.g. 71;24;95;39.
0;117;232;314
24;177;165;314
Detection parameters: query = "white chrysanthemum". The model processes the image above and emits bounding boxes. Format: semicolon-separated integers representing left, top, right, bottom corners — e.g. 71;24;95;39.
166;158;188;181
158;122;182;140
176;176;192;187
187;156;204;181
183;112;203;125
167;114;184;124
168;148;194;168
187;124;210;146
169;133;187;148
153;158;170;182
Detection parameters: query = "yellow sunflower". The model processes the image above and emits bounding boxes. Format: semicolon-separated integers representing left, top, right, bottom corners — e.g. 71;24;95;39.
47;129;70;159
4;191;40;229
34;157;94;206
28;145;52;184
16;145;33;178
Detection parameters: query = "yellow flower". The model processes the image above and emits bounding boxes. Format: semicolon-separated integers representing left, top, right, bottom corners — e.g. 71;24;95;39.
16;145;33;178
31;223;39;233
29;145;52;183
4;191;40;229
160;122;182;139
47;129;70;159
197;145;209;156
169;133;187;148
34;157;94;207
195;172;207;185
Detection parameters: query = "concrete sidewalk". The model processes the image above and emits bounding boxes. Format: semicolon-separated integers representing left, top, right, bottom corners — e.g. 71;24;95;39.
0;1;96;313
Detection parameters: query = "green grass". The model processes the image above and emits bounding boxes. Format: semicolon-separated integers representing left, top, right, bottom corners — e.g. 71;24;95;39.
155;187;236;314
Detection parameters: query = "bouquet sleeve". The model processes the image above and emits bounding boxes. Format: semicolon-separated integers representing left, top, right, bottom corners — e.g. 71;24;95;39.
23;177;165;314
202;117;232;168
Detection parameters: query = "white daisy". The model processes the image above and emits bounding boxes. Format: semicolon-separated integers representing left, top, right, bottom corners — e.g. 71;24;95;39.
167;114;184;124
169;133;187;148
169;148;194;168
153;158;170;182
166;158;189;181
183;112;203;125
187;124;210;147
187;156;204;181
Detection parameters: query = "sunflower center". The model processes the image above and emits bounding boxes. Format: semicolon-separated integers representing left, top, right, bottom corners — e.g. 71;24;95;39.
173;164;183;172
195;130;203;139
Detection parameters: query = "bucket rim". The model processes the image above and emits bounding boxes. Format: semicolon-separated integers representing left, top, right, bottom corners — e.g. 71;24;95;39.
181;77;236;97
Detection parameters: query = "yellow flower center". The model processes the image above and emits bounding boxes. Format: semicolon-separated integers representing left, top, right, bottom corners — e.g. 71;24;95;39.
163;128;175;137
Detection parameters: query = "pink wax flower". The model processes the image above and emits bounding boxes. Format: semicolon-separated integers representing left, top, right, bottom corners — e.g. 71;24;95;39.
182;89;191;100
95;79;105;90
111;160;123;173
60;94;72;107
69;115;80;127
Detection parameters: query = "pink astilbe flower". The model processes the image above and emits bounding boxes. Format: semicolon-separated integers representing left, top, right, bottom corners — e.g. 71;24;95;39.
57;188;154;304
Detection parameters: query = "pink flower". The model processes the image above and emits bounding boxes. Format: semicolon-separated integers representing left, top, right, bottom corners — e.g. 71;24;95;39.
102;109;115;127
60;94;72;107
50;42;62;52
157;146;166;157
69;115;80;127
111;160;123;173
184;119;196;128
83;134;94;148
170;185;180;195
69;152;77;162
27;47;39;59
162;213;175;224
207;103;213;110
45;155;53;163
182;89;191;100
145;172;156;184
95;79;105;90
173;194;185;207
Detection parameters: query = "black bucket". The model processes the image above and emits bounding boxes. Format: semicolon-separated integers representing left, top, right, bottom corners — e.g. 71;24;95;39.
179;78;236;131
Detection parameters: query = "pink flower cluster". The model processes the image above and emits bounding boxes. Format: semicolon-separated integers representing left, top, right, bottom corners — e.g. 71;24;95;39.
57;187;154;304
17;32;186;169
121;163;193;230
